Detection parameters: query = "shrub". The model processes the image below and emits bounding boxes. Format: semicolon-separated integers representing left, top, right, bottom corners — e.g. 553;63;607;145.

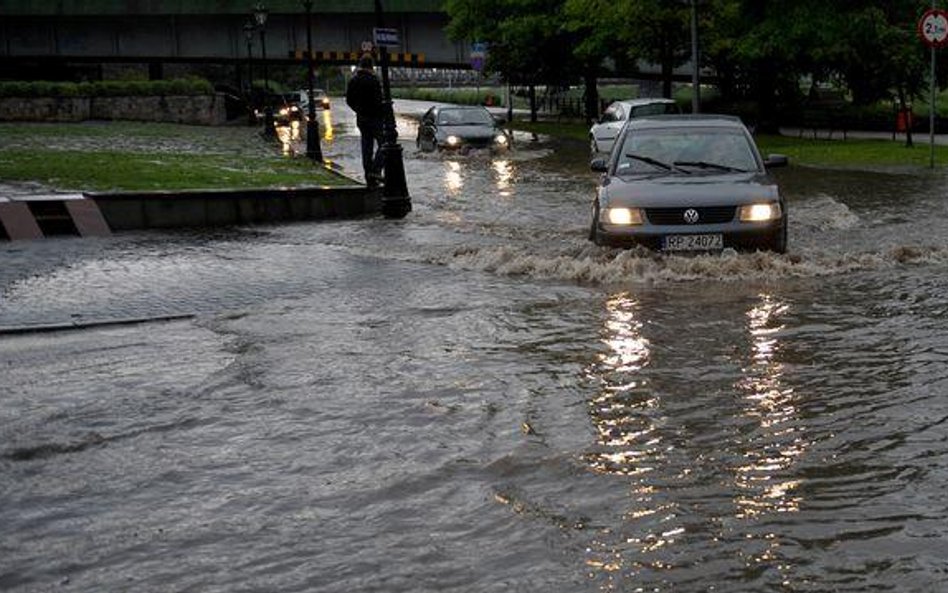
0;78;215;98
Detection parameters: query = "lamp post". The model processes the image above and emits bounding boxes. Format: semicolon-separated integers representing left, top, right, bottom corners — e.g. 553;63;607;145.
302;0;323;162
373;0;411;218
243;20;256;125
253;3;275;138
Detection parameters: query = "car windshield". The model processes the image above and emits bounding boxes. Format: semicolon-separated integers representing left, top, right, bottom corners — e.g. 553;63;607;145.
438;108;493;126
615;127;759;175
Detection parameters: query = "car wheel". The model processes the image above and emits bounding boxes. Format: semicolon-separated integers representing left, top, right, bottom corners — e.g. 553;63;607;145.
589;204;601;244
768;219;788;254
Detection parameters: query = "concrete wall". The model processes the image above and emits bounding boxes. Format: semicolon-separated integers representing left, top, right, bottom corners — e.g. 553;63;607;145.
0;93;227;124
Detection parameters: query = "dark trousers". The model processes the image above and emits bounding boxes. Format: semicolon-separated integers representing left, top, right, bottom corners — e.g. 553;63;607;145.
357;118;384;179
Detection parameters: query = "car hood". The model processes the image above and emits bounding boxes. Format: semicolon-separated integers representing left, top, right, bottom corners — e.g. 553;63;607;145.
436;124;498;139
602;172;780;207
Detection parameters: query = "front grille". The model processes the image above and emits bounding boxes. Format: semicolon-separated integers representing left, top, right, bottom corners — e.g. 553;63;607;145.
645;206;736;225
463;137;493;148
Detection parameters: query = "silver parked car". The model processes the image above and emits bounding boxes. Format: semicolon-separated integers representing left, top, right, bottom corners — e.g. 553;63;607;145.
589;98;680;155
589;115;789;253
416;105;510;152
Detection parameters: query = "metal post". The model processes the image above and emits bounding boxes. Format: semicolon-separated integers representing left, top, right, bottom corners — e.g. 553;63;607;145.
374;0;412;219
244;21;255;126
931;42;936;169
931;0;937;169
303;0;323;161
254;3;274;139
690;0;700;113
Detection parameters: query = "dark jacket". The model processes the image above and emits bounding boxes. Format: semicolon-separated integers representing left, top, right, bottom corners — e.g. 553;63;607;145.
346;69;383;122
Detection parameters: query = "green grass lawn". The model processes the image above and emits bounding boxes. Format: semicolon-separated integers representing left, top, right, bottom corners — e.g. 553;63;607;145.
0;121;349;191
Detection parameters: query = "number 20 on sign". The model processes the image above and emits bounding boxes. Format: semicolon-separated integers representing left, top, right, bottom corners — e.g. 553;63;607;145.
919;8;948;48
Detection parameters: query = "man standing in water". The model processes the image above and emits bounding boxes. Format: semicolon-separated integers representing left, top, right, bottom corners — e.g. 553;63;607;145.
346;54;385;187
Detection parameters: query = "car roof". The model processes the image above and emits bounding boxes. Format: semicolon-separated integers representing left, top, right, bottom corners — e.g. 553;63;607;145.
436;105;487;111
612;98;678;108
625;114;747;130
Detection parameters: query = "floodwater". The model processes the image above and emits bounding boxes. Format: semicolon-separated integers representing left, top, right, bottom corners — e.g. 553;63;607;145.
2;102;948;592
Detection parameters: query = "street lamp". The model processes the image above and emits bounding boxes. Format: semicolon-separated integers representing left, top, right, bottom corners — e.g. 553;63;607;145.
302;0;323;162
253;3;275;138
373;0;411;219
243;20;256;125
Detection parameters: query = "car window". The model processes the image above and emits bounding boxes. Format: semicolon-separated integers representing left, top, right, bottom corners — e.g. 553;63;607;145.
438;108;493;126
615;127;759;174
630;102;680;117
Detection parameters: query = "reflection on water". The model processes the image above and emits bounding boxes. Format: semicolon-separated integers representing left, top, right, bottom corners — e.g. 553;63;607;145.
275;111;334;156
277;120;302;156
493;160;513;197
444;161;463;195
321;110;334;142
585;292;657;477
735;293;804;519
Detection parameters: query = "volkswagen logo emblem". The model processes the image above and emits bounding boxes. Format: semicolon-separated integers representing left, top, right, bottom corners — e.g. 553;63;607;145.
683;208;700;224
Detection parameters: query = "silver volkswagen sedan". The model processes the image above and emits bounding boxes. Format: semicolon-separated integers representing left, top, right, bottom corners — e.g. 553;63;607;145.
589;115;789;253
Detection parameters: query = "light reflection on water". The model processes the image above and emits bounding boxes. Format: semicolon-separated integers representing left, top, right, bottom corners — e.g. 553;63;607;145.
585;293;657;477
735;293;804;519
581;291;816;587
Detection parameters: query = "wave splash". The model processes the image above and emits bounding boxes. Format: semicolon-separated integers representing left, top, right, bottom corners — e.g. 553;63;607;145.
425;242;948;285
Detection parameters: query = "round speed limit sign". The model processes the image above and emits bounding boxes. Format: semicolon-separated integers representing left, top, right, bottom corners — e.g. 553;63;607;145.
919;8;948;48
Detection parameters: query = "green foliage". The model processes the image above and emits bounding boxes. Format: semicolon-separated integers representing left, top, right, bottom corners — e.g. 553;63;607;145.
0;78;215;98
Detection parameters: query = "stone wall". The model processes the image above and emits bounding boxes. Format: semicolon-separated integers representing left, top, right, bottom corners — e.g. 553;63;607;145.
0;94;227;125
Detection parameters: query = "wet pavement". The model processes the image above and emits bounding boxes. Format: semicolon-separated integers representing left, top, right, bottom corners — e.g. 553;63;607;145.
3;101;948;592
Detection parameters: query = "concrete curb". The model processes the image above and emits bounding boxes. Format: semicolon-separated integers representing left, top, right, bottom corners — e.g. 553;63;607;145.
86;185;381;231
1;185;381;240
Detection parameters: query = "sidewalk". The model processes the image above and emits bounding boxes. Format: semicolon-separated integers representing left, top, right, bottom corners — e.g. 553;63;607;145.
779;126;948;145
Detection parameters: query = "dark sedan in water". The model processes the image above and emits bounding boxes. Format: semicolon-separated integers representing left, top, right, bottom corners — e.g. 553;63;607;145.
416;105;510;152
589;115;789;253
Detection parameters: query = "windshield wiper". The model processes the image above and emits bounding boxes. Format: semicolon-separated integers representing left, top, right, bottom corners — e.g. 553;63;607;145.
624;153;688;173
674;160;748;173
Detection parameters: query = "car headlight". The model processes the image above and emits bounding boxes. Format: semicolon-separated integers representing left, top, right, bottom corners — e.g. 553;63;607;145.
603;207;644;226
446;135;461;147
739;202;782;222
494;133;508;145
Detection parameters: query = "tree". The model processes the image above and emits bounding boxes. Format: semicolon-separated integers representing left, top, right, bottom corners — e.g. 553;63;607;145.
445;0;578;121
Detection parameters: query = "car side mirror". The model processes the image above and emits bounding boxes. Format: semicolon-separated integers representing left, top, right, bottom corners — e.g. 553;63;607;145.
764;154;789;168
590;158;608;173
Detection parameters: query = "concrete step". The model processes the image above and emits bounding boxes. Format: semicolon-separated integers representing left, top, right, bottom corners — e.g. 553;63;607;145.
0;194;111;241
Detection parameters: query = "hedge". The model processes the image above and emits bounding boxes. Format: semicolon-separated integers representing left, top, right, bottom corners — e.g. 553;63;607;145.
0;78;215;98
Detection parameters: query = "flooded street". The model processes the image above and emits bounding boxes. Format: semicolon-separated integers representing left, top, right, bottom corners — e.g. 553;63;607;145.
3;102;948;592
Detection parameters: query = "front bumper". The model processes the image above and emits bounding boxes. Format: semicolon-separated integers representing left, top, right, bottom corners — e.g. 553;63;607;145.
595;220;784;252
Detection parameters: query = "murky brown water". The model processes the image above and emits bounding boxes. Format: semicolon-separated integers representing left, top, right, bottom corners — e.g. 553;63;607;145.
2;102;948;592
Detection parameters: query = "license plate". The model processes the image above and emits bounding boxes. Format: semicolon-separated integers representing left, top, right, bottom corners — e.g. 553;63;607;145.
662;234;723;251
